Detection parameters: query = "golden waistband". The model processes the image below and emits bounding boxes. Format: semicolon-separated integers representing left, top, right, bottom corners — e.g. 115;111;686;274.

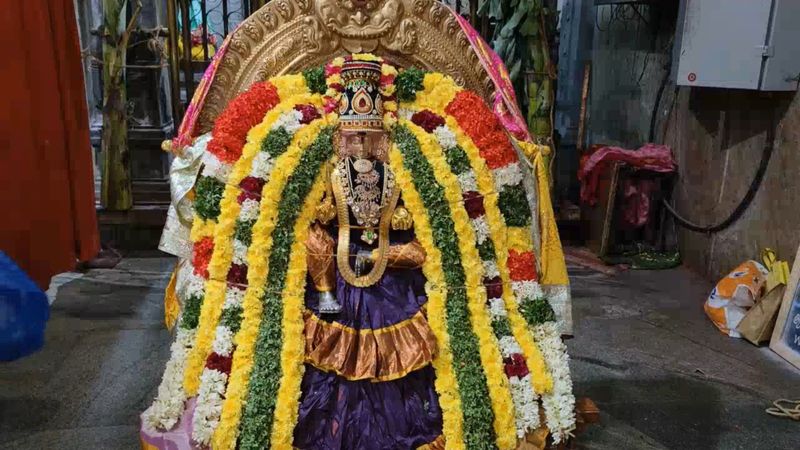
304;309;437;382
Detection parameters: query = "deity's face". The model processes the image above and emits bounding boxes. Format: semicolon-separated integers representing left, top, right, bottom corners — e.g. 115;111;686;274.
339;129;388;161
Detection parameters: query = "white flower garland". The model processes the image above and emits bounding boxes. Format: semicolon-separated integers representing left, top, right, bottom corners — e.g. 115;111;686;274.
398;108;414;121
232;239;249;265
200;151;232;182
488;297;508;319
482;259;500;279
191;368;228;445
512;280;545;303
456;171;479;193
532;322;576;443
211;325;235;356
271;109;303;134
470;216;491;245
249;151;274;180
492;162;524;192
239;198;261;222
142;328;196;431
433;124;457;150
223;285;245;309
510;374;541;437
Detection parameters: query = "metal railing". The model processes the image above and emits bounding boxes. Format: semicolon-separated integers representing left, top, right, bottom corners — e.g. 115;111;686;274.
165;0;490;125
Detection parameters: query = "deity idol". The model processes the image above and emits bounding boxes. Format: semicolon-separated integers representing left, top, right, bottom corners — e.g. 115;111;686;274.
144;4;574;450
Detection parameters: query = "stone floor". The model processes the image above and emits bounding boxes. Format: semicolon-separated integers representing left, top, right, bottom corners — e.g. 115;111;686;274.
1;256;798;449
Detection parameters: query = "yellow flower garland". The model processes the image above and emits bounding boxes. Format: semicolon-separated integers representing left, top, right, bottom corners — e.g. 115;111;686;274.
182;94;322;395
271;74;310;100
506;226;534;253
270;173;328;449
389;145;466;450
403;121;517;449
190;216;216;243
407;73;461;112
211;114;334;450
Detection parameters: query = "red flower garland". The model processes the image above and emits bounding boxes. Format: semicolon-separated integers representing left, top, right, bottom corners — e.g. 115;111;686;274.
294;104;321;124
445;91;518;170
411;110;445;133
207;81;280;164
503;353;530;378
463;191;486;219
192;236;215;278
483;276;504;300
507;249;538;282
226;263;248;285
206;352;233;375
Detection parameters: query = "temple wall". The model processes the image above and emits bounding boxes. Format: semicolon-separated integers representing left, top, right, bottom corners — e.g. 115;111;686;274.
663;88;800;279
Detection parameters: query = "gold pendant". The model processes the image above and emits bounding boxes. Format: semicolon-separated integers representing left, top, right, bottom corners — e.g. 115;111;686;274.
353;158;373;173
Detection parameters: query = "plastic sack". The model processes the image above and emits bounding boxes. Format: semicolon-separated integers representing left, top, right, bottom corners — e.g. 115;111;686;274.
0;251;49;361
705;260;768;338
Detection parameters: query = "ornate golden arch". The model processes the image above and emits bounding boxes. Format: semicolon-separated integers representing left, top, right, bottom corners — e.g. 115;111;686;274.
195;0;494;134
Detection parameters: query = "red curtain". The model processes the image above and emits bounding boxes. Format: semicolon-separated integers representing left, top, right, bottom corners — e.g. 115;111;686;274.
0;0;99;288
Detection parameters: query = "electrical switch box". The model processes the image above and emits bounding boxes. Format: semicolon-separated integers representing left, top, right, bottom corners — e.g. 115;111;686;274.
674;0;800;91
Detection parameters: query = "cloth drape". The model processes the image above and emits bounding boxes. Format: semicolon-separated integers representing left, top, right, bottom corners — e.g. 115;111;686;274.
0;0;99;288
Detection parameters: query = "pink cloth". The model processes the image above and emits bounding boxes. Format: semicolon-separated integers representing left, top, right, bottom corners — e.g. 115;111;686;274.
171;30;235;152
140;397;201;450
578;144;676;206
453;13;532;142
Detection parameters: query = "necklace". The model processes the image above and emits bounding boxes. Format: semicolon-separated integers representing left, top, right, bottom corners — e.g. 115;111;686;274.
336;157;395;243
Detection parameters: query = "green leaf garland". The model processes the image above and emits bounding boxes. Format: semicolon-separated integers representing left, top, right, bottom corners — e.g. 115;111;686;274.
261;127;293;158
396;67;426;102
394;125;498;450
497;183;531;227
238;126;334;450
302;66;327;95
195;176;226;221
519;297;556;326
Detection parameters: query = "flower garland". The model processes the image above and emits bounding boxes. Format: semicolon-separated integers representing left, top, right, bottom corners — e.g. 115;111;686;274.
393;124;498;450
182;91;300;397
190;98;323;445
323;53;398;130
206;81;279;164
399;71;576;440
270;170;328;449
401;88;553;388
402;121;517;449
144;82;280;432
532;322;576;443
210;114;332;450
388;144;466;450
411;112;541;438
238;126;335;450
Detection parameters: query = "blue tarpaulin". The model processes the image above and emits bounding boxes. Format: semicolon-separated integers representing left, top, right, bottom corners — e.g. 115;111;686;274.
0;251;49;361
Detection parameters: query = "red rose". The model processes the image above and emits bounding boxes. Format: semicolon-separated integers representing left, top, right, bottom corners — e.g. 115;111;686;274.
206;352;233;375
462;191;486;219
227;264;248;286
237;190;260;204
239;176;265;194
294;104;321;124
484;276;503;300
410;110;446;133
508;249;538;282
504;353;529;378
